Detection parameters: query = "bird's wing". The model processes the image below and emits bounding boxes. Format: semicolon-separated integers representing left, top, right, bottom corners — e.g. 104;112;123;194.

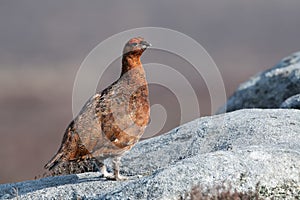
73;86;134;158
73;94;103;154
45;94;103;170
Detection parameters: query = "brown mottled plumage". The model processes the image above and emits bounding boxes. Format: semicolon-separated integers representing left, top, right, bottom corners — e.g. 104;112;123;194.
44;37;151;180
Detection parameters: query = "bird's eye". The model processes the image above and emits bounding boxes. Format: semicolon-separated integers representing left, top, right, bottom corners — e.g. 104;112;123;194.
131;42;138;46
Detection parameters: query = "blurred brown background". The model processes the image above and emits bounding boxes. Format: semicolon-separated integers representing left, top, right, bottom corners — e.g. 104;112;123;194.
1;0;300;184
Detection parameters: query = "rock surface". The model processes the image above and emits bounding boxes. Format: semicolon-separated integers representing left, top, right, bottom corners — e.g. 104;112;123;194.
280;94;300;109
0;109;300;199
218;51;300;113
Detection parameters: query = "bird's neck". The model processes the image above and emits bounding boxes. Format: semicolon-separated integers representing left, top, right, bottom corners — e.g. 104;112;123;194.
121;54;144;77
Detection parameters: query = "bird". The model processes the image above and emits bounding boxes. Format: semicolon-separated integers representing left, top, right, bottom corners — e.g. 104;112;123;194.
44;37;151;180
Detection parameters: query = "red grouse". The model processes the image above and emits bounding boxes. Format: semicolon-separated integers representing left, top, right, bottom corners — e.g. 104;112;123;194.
44;37;151;180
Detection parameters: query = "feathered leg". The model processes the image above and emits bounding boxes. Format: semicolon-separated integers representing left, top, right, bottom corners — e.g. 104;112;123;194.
113;156;128;181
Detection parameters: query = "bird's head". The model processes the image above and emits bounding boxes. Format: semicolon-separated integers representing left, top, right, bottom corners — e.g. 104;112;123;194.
123;37;151;56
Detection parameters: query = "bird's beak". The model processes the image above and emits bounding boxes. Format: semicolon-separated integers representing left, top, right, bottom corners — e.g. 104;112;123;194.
140;41;151;49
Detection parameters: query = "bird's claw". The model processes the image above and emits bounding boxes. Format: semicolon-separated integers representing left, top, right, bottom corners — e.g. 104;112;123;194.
102;173;128;181
102;172;114;179
115;174;128;181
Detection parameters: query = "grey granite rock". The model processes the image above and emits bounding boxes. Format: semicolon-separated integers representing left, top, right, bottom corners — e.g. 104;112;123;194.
0;109;299;199
280;94;300;109
218;51;300;113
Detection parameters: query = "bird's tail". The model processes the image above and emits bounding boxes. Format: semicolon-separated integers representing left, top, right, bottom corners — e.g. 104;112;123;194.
44;151;64;170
